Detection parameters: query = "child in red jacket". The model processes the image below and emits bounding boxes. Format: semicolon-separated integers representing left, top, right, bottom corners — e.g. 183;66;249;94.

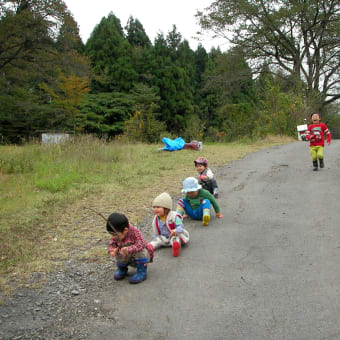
306;112;331;171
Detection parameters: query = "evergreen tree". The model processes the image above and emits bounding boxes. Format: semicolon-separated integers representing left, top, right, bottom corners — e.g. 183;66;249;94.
77;92;134;138
125;17;154;86
124;84;166;143
125;16;151;48
54;11;90;78
192;44;217;129
194;44;209;88
85;13;137;93
201;47;256;139
166;25;182;59
56;11;84;53
150;32;194;132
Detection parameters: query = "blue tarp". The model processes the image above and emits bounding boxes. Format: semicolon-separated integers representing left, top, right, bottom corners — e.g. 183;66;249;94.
161;137;185;151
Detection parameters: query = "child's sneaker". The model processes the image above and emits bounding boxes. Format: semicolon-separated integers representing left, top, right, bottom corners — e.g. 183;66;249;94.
202;213;210;226
172;240;181;257
213;188;219;198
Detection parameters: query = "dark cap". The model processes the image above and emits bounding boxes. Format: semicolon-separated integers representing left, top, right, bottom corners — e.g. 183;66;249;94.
106;213;129;233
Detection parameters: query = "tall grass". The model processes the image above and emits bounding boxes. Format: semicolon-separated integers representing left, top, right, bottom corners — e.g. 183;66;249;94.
0;135;294;291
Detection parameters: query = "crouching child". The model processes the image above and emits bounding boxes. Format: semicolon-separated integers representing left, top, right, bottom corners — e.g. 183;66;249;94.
107;212;154;284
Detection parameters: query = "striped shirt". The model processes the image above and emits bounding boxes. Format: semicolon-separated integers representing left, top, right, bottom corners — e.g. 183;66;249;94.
306;123;330;147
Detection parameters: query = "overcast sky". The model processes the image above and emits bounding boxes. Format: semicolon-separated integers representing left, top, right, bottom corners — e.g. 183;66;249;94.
64;0;228;51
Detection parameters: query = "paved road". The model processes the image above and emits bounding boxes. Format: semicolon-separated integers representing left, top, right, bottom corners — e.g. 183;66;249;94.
93;141;340;340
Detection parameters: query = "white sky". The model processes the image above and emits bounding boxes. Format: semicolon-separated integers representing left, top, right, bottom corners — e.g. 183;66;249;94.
64;0;229;51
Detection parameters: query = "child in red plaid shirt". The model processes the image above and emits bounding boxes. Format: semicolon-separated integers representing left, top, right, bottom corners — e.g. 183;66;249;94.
107;212;153;284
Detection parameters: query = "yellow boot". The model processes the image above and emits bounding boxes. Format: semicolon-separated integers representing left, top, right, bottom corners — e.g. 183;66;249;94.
202;209;210;226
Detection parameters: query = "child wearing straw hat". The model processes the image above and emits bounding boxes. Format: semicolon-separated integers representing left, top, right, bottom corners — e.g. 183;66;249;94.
148;192;189;257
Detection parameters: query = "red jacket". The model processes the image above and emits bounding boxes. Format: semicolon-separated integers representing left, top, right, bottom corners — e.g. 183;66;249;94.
306;123;331;147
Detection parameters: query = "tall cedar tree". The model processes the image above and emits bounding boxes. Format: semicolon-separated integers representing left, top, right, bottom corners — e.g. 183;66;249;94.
150;31;194;132
125;16;151;48
85;13;137;93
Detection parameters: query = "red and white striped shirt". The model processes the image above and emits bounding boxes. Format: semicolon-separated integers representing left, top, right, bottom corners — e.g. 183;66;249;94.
306;123;331;147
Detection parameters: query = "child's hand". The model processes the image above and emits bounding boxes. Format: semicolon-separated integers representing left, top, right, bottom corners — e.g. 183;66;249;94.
216;212;224;219
170;230;177;237
199;175;208;180
120;247;129;256
109;248;119;257
182;214;188;219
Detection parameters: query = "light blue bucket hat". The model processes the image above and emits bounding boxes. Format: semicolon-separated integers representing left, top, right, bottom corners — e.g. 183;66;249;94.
181;177;202;194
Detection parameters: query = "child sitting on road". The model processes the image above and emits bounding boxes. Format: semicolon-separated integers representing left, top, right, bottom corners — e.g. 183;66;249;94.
148;192;189;257
107;212;153;284
176;177;224;226
194;157;219;198
306;112;331;171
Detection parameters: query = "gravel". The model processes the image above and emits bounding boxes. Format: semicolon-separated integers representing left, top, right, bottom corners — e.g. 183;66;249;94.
1;260;118;339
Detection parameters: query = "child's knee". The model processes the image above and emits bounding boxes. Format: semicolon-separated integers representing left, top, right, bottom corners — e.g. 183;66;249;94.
134;249;151;262
116;254;130;265
201;199;211;209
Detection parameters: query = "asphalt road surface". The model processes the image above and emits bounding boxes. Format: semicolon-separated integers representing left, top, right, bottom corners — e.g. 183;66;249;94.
91;140;340;340
1;141;339;340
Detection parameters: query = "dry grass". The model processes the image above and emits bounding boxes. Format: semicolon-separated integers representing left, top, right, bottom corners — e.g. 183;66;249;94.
0;135;294;294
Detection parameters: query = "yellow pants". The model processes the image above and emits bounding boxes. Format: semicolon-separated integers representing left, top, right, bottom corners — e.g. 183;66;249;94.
310;146;324;161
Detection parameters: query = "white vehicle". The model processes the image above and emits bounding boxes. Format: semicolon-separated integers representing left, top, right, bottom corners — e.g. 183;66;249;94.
297;122;308;141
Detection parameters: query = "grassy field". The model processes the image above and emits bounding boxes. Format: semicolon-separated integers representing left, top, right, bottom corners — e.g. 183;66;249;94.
0;135;294;293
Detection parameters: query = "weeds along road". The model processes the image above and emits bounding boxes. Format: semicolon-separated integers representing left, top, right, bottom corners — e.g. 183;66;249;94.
1;141;340;340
